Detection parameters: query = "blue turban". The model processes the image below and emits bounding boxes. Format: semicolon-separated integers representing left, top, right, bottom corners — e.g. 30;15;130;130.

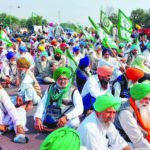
19;46;27;52
79;56;90;68
79;41;85;46
73;46;80;52
6;51;15;60
40;51;48;58
102;48;111;56
11;38;17;43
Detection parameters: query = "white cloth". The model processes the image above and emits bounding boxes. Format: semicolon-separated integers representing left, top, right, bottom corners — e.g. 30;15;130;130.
81;75;111;98
0;88;26;132
18;73;41;104
77;112;128;150
34;87;83;128
118;109;150;149
143;49;150;68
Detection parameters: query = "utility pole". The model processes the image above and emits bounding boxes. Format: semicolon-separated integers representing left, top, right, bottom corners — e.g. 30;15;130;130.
58;10;61;24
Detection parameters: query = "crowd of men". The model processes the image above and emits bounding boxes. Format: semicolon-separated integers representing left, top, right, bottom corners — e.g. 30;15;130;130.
0;22;150;150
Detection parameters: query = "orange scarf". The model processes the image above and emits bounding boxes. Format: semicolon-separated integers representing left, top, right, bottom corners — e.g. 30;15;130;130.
129;97;150;142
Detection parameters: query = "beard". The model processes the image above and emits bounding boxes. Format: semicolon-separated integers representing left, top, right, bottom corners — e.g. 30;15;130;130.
54;55;61;61
98;116;112;129
100;79;109;90
136;101;150;128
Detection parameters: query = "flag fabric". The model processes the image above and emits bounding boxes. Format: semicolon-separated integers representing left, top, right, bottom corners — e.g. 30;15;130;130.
0;30;12;47
32;12;38;17
100;10;113;34
118;27;132;42
118;9;133;33
136;24;142;30
88;16;119;51
118;9;133;42
65;49;78;84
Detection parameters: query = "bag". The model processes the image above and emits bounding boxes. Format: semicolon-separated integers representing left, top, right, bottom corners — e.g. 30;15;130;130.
43;105;61;128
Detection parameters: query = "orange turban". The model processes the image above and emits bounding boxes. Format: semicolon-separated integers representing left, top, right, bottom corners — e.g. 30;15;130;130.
16;38;22;42
96;66;114;77
126;67;144;82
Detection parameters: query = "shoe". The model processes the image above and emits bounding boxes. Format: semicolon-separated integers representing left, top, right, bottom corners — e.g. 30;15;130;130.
13;134;29;144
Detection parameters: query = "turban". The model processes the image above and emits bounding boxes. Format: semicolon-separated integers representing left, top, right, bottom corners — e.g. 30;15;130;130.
94;93;121;112
51;40;57;46
79;56;90;68
73;46;80;53
6;51;15;60
40;39;45;44
19;46;27;52
40;127;80;150
102;48;111;56
119;43;125;48
53;67;72;81
11;38;17;43
40;51;48;58
130;45;138;51
16;38;22;42
79;41;85;46
96;66;114;77
126;67;144;82
130;83;150;100
17;57;30;69
55;48;63;55
49;22;54;27
60;43;67;49
38;45;45;52
147;43;150;49
95;45;102;51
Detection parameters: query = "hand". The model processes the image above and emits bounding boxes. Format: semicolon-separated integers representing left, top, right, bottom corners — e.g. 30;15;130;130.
0;124;8;132
120;58;126;63
16;125;25;135
16;96;23;107
34;118;44;132
57;116;68;128
119;66;126;73
15;79;20;86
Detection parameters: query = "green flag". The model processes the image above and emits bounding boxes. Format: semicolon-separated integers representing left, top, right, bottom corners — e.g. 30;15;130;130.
0;30;12;47
118;9;133;33
118;27;132;42
100;10;113;34
65;49;78;84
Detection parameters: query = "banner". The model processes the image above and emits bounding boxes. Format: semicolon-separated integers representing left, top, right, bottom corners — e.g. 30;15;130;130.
100;10;113;34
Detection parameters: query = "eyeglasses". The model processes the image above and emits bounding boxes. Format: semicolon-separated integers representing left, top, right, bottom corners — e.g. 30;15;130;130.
58;78;68;81
143;97;150;101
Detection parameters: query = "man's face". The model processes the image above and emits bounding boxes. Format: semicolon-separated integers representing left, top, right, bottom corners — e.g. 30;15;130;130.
96;107;116;127
103;51;110;59
0;48;3;53
132;49;138;55
41;56;47;61
10;57;16;64
17;67;27;75
56;75;69;89
136;94;150;128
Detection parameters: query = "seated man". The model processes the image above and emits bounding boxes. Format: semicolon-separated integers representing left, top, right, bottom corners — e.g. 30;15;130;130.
34;51;58;84
77;93;130;150
76;56;91;93
114;83;150;149
0;83;28;143
34;67;83;132
15;57;41;111
81;66;113;111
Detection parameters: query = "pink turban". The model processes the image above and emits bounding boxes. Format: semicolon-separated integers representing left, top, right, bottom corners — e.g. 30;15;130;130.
96;66;114;77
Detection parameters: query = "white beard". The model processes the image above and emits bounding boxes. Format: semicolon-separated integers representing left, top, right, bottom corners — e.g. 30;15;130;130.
137;102;150;128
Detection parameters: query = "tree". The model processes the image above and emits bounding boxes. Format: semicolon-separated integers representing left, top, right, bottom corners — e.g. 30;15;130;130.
20;19;27;27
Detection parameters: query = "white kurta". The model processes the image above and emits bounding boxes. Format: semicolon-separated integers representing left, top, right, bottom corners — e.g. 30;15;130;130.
0;88;26;133
77;112;128;150
119;109;150;149
34;87;83;128
81;74;111;98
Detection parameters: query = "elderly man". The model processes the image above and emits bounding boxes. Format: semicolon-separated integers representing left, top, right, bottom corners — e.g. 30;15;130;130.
77;93;130;150
143;43;150;68
81;65;113;111
34;67;83;132
0;84;28;143
114;83;150;149
15;57;41;111
34;51;57;84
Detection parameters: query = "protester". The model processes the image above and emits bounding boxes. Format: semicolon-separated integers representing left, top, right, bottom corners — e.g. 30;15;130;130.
34;67;83;132
78;93;130;150
81;66;113;111
114;83;150;149
0;83;28;143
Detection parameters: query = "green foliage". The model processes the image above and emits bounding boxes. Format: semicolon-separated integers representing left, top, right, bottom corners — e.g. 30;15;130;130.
60;23;79;32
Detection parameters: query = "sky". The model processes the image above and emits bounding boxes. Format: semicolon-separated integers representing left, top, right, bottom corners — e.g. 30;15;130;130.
0;0;149;26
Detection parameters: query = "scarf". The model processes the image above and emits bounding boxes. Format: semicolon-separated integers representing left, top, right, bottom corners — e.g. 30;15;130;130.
129;97;150;142
47;83;71;107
